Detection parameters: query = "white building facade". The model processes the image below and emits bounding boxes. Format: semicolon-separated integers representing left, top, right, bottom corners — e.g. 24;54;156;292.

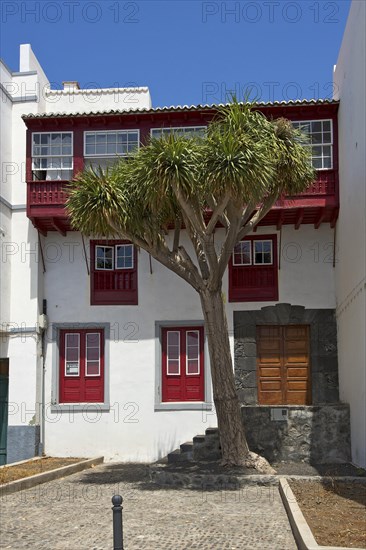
1;16;364;466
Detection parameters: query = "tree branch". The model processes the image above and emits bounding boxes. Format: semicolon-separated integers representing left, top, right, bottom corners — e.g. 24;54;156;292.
207;194;229;229
239;199;257;229
237;192;279;242
172;183;206;237
156;239;204;292
208;199;242;290
206;191;231;235
107;216;204;292
182;211;210;281
172;216;181;253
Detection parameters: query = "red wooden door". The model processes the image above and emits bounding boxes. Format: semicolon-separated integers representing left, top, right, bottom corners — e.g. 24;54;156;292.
162;327;204;402
59;329;104;403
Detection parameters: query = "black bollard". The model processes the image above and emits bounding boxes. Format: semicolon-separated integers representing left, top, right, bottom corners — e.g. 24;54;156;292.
112;495;124;550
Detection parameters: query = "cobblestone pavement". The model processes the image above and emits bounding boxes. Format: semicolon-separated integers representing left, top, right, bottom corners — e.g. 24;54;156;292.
0;464;296;550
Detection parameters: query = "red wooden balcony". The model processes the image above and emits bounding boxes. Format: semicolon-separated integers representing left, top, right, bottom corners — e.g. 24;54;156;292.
27;180;70;235
27;170;339;235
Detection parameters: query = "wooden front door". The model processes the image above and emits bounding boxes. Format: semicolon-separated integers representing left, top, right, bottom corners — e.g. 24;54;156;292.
257;325;311;405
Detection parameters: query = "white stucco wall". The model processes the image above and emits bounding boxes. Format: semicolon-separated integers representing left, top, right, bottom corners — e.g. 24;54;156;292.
0;49;46;435
43;225;336;462
333;0;366;467
0;68;14;342
1;45;153;458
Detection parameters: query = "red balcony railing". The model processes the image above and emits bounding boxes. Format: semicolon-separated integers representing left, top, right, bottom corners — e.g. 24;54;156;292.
27;170;339;233
290;171;336;197
27;180;69;207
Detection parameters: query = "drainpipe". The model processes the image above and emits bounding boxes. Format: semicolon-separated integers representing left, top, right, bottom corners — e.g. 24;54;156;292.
39;302;48;457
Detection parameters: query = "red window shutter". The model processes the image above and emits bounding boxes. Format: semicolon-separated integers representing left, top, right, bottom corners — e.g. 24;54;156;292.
229;234;278;302
91;240;138;306
59;329;104;403
162;326;204;403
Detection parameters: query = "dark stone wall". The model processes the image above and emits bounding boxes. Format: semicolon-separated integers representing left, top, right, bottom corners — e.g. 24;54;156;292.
242;404;351;463
189;405;351;464
234;304;339;405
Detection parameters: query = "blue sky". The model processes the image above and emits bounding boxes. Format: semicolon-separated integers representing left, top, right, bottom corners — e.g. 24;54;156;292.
1;0;351;107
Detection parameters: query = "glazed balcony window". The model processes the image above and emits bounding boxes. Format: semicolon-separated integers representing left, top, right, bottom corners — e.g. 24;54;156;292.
84;130;139;172
292;120;333;170
32;132;73;181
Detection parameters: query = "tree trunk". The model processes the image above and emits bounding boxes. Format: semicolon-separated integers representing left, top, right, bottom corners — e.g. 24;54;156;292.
199;287;275;474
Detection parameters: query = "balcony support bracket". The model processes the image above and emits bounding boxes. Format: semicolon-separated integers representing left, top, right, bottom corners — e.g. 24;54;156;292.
295;208;304;230
51;218;67;236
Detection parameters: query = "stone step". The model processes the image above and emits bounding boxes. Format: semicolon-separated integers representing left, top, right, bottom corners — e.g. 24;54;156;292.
149;464;279;489
167;449;193;463
192;435;205;444
180;441;193;453
205;427;219;437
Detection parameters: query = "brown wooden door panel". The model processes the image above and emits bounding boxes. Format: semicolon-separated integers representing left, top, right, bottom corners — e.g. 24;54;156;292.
285;326;308;337
259;367;282;377
287;380;309;390
257;325;311;405
260;340;281;350
287;367;308;377
260;379;282;389
261;394;283;405
286;393;308;405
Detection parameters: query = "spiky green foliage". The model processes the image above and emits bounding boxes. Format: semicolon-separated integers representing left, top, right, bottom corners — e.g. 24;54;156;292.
202;100;314;199
67;99;315;248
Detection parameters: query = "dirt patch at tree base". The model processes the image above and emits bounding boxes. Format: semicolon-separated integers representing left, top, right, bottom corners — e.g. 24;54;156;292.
290;480;366;548
0;457;83;484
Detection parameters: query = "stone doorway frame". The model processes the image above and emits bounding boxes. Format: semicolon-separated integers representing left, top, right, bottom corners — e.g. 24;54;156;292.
233;303;339;405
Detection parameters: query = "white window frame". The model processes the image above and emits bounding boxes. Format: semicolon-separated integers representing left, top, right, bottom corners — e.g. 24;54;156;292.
150;126;207;139
95;245;114;271
64;333;80;377
253;240;273;266
233;240;252;266
85;332;101;377
83;130;140;158
32;131;74;177
292;119;333;170
115;244;134;270
186;330;200;376
166;330;181;376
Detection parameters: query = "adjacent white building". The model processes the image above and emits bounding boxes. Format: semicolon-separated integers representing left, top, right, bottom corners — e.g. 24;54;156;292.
333;0;366;468
0;45;152;463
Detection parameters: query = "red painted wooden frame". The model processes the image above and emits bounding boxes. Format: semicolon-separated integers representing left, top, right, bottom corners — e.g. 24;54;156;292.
90;240;138;306
24;103;339;233
229;234;279;302
59;328;104;403
161;326;205;402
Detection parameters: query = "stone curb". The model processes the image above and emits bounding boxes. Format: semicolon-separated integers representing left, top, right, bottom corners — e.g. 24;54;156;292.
279;477;365;550
149;465;366;489
0;456;104;496
0;456;41;469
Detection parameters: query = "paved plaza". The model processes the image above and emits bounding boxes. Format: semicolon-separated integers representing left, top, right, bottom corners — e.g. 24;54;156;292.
0;464;296;549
